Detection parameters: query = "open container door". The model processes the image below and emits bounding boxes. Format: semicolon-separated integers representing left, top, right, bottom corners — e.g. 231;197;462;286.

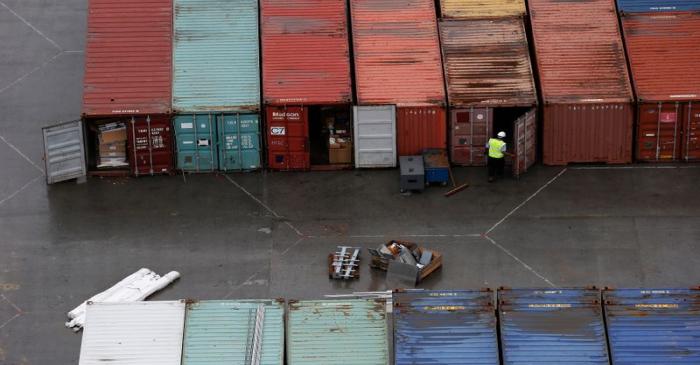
512;109;537;178
42;120;87;184
353;105;396;168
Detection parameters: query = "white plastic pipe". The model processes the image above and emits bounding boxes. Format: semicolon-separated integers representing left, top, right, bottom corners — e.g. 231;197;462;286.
67;268;151;319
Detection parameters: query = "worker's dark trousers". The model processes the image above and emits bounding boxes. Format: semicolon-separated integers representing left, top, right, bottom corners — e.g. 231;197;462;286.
488;156;505;178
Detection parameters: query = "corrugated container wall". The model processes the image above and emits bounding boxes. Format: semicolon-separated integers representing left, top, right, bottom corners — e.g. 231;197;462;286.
173;0;260;112
79;301;186;365
529;0;634;165
183;300;284;365
393;290;500;365
604;288;700;364
498;288;610;365
440;0;526;18
617;0;700;13
397;106;447;156
287;299;389;365
261;0;352;105
83;0;172;116
440;18;537;108
350;0;445;106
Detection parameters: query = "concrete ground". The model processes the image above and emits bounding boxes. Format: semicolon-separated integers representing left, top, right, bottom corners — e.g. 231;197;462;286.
1;1;699;364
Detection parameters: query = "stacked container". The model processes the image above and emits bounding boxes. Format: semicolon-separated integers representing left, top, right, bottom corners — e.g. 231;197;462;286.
350;0;447;163
604;288;700;363
172;0;261;172
82;0;174;177
529;0;635;165
261;0;353;170
498;288;610;364
286;299;389;364
616;0;700;161
393;290;500;364
439;0;537;177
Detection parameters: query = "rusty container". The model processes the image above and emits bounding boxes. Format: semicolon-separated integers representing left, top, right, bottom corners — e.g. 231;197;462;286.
619;11;700;161
529;0;634;165
261;0;352;106
82;0;172;117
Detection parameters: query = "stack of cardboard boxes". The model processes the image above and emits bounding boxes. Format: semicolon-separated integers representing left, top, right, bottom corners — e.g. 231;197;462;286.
328;135;352;164
97;122;128;168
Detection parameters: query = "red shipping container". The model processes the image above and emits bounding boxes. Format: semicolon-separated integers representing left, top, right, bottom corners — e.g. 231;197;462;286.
619;12;700;161
350;0;445;107
529;0;634;165
450;108;492;166
266;106;310;170
127;115;173;176
543;104;633;165
82;0;172;116
396;107;447;156
261;0;352;105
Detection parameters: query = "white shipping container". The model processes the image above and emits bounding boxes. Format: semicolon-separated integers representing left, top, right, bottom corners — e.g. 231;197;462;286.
79;301;186;365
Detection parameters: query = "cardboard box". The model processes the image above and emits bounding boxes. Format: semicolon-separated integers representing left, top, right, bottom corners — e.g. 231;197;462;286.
329;144;352;164
99;143;126;154
99;127;127;144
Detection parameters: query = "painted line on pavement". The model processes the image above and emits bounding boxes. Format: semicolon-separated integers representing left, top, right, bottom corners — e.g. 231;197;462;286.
0;175;41;207
483;235;556;287
0;1;63;50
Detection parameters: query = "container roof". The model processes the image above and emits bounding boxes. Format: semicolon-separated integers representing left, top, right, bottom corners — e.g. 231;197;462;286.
82;0;172;116
440;18;537;107
350;0;446;106
616;0;700;13
173;0;261;112
621;12;700;102
261;0;352;105
528;0;633;104
440;0;526;19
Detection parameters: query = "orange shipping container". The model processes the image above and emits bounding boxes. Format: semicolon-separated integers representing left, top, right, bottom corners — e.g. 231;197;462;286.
396;107;447;156
529;0;634;165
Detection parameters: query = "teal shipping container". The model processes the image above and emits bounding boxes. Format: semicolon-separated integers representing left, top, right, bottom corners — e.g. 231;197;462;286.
182;300;284;365
173;0;260;112
287;299;389;365
174;113;261;171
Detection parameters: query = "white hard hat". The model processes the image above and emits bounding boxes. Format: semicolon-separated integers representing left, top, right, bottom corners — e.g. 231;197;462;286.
497;131;506;138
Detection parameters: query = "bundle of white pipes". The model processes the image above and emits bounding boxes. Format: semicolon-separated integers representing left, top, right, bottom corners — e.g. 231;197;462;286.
65;268;180;331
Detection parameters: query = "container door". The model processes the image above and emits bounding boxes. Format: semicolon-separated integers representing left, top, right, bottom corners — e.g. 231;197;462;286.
450;108;492;166
353;105;396;168
42;120;87;184
637;103;682;161
266;106;309;170
683;102;700;161
128;116;173;176
218;113;261;171
174;114;217;172
512;109;537;178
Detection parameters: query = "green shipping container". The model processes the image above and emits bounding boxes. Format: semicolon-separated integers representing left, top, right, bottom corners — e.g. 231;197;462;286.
218;113;261;171
182;300;284;365
287;299;389;365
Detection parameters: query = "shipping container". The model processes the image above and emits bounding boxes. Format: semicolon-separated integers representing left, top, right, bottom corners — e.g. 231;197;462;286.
172;0;260;112
529;0;634;165
353;106;397;168
286;299;389;365
261;0;353;170
440;0;526;19
182;300;284;365
393;289;499;365
397;107;447;156
127;115;174;176
603;288;700;364
499;288;610;365
79;301;186;365
82;0;172;117
261;0;352;106
617;0;700;13
618;11;700;161
350;0;445;107
439;18;537;172
43;120;87;184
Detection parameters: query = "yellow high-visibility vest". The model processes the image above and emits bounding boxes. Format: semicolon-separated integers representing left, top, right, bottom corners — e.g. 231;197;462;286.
488;138;505;159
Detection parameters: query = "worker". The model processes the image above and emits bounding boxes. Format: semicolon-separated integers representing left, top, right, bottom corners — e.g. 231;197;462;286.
486;131;513;182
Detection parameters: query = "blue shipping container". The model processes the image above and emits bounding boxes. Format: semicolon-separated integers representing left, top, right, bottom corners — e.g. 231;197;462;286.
393;290;499;365
604;288;700;364
218;113;261;171
616;0;700;13
183;300;284;365
499;288;610;365
173;0;260;112
174;114;218;172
